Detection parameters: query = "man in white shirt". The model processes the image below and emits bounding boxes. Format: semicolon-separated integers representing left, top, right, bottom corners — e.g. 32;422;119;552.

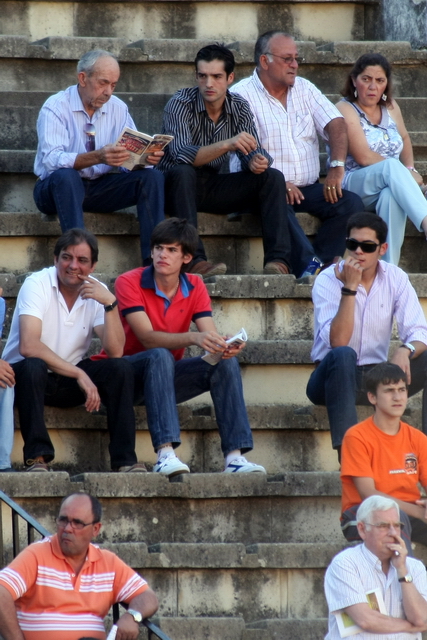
2;228;144;473
324;495;427;640
0;287;15;472
306;212;427;458
231;31;364;276
33;49;165;265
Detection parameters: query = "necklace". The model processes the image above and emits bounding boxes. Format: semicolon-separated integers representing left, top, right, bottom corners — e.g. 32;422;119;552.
168;279;180;301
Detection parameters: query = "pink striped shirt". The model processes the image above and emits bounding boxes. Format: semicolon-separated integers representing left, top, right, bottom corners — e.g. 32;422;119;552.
311;261;427;364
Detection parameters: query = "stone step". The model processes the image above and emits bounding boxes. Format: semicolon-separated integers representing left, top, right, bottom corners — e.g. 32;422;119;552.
2;92;427;152
0;37;426;95
0;471;343;546
107;542;341;622
4;398;422;474
0;211;426;275
245;618;327;640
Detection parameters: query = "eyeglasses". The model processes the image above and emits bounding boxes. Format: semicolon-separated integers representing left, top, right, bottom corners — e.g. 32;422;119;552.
263;52;305;65
345;238;381;253
56;516;98;530
365;521;404;531
84;123;96;152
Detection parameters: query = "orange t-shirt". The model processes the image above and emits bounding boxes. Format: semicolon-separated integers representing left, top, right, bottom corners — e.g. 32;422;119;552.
341;416;427;513
0;535;148;640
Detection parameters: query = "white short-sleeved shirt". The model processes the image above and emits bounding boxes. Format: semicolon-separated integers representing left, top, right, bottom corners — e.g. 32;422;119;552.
325;543;427;640
3;267;105;365
230;71;342;186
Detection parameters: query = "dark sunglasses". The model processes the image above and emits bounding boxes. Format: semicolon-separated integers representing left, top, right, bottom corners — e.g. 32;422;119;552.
84;123;96;152
345;238;380;253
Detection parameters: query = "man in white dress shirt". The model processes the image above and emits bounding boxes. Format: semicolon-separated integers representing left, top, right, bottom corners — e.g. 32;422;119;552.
306;212;427;458
324;495;427;640
231;31;363;276
33;49;165;265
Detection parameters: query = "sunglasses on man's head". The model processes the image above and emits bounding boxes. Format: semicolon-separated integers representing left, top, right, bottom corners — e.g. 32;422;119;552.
84;123;96;152
345;238;380;253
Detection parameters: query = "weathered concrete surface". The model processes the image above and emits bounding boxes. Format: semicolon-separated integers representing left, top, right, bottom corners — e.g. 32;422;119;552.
0;4;366;45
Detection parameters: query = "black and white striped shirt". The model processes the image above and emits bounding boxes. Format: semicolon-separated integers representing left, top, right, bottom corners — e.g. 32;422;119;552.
158;86;272;173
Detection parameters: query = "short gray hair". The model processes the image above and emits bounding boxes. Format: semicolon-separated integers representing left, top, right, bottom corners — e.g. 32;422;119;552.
77;50;118;76
254;31;294;67
356;495;399;525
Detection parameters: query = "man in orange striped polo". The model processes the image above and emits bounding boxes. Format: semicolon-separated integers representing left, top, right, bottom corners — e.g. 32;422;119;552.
0;492;158;640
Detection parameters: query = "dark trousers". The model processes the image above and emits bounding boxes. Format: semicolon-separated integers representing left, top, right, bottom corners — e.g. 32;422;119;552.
341;505;427;557
289;183;364;276
306;347;427;448
12;357;138;469
34;168;165;264
164;164;293;268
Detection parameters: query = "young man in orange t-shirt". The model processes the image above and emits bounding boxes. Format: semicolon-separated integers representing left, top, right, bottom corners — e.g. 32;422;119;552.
340;362;427;554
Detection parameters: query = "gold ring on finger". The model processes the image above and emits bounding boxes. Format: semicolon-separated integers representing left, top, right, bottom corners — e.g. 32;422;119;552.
287;188;292;192
326;186;331;190
332;186;336;189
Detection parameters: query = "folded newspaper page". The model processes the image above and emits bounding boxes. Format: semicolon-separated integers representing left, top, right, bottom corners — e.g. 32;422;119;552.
115;127;173;170
335;588;387;637
202;328;247;366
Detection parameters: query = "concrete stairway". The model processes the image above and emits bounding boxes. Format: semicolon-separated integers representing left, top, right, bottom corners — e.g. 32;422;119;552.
1;1;427;639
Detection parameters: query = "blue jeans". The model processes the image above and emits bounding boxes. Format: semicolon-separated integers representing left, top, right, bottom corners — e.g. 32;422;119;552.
345;158;427;265
290;182;364;277
0;386;14;468
127;349;253;456
306;346;427;448
33;168;165;264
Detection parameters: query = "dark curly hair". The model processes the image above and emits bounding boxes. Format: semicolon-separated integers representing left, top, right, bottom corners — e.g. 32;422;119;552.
341;53;393;107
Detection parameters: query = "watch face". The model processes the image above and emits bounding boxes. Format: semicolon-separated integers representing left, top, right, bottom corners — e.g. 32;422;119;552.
128;609;142;622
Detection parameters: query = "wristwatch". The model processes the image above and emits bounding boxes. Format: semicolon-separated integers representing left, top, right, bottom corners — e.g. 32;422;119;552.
104;299;118;313
330;160;345;168
126;608;143;623
400;342;416;358
398;574;413;583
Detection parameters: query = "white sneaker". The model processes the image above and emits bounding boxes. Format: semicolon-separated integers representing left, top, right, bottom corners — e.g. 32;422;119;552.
223;456;266;474
153;454;190;477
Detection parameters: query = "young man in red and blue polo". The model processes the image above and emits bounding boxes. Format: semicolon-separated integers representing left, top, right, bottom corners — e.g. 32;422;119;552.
95;217;265;476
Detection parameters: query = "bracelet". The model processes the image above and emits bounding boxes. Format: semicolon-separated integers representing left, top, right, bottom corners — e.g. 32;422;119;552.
341;287;357;296
406;166;419;174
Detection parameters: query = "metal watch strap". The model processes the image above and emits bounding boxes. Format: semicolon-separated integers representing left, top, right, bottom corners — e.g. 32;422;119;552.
127;608;143;623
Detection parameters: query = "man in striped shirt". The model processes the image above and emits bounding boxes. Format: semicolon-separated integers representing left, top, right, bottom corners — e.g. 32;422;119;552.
325;495;427;639
158;43;302;278
230;31;364;277
306;212;427;459
0;492;158;640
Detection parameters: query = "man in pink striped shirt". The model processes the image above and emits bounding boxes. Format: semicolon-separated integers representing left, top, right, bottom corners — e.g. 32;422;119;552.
306;212;427;460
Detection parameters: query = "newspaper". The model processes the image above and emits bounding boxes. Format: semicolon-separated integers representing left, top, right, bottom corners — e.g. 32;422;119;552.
335;588;387;637
115;127;173;170
202;328;247;366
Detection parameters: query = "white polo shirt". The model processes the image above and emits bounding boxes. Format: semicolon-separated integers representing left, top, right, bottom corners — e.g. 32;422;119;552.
3;266;105;365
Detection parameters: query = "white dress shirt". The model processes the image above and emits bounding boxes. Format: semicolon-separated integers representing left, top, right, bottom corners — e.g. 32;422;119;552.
325;543;427;640
311;260;427;364
34;85;135;181
230;70;342;186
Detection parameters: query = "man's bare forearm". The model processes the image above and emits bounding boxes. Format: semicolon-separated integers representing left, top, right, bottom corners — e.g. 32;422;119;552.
0;587;25;640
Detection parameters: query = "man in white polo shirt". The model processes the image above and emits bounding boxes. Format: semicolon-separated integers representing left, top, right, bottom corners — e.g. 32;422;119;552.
2;228;144;473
